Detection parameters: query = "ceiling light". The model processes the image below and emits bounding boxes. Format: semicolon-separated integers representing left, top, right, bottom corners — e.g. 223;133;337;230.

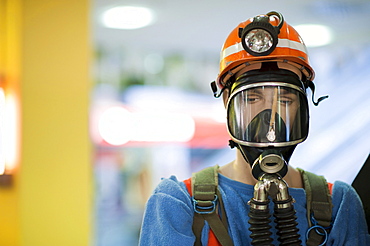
101;6;154;30
98;106;133;145
294;24;333;47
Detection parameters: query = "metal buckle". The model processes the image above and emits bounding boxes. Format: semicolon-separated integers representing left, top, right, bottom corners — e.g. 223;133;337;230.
192;195;218;214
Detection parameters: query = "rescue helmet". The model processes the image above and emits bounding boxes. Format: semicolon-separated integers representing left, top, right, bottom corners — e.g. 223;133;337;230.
216;11;315;91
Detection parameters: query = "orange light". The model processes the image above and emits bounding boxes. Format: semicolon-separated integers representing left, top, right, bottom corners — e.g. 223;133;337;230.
0;88;5;174
0;88;19;175
5;93;19;172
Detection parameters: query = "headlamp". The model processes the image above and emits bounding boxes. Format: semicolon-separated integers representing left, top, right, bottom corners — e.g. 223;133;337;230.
238;11;284;56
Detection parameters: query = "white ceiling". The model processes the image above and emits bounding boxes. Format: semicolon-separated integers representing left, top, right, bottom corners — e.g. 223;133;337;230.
92;0;370;55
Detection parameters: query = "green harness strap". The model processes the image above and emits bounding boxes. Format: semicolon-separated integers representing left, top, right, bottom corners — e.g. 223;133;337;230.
297;168;333;246
192;165;233;246
191;166;332;246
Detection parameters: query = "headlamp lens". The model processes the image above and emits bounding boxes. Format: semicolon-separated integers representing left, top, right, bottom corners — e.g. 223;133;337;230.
245;29;274;54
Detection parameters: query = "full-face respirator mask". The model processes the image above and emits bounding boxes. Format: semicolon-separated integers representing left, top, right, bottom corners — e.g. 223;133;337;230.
226;62;309;179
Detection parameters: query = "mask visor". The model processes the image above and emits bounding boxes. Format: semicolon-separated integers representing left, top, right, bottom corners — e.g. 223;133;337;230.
227;83;309;147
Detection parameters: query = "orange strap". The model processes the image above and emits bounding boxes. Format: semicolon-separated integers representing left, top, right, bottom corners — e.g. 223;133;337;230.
328;182;333;195
184;178;222;246
183;178;192;194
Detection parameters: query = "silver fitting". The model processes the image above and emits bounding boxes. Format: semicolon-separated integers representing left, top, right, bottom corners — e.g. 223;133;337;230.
249;173;294;210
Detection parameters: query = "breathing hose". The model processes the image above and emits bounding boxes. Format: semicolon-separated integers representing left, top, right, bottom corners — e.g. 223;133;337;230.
248;174;302;245
248;199;273;245
274;198;301;245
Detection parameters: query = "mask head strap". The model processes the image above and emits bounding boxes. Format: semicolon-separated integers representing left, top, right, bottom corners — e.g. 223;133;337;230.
307;80;329;106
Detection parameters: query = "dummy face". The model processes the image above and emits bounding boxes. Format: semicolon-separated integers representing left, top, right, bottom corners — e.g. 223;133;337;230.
244;86;299;125
226;84;309;146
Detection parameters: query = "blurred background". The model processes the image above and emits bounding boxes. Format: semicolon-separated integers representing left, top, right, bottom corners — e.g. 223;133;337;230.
0;0;369;245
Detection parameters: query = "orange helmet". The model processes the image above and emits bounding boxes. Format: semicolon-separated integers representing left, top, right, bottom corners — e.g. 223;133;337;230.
216;11;315;90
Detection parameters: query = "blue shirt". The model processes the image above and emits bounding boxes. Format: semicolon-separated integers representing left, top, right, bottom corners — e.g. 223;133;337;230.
139;173;370;245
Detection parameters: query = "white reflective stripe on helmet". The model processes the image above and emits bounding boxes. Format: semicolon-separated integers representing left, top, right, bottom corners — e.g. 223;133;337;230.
221;42;243;61
221;38;308;61
276;39;308;55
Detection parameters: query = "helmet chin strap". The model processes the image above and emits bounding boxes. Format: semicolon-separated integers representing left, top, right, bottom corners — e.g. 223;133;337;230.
229;140;296;179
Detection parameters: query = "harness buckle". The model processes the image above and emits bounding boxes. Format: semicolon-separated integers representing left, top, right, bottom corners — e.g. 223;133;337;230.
306;213;332;246
192;195;218;214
